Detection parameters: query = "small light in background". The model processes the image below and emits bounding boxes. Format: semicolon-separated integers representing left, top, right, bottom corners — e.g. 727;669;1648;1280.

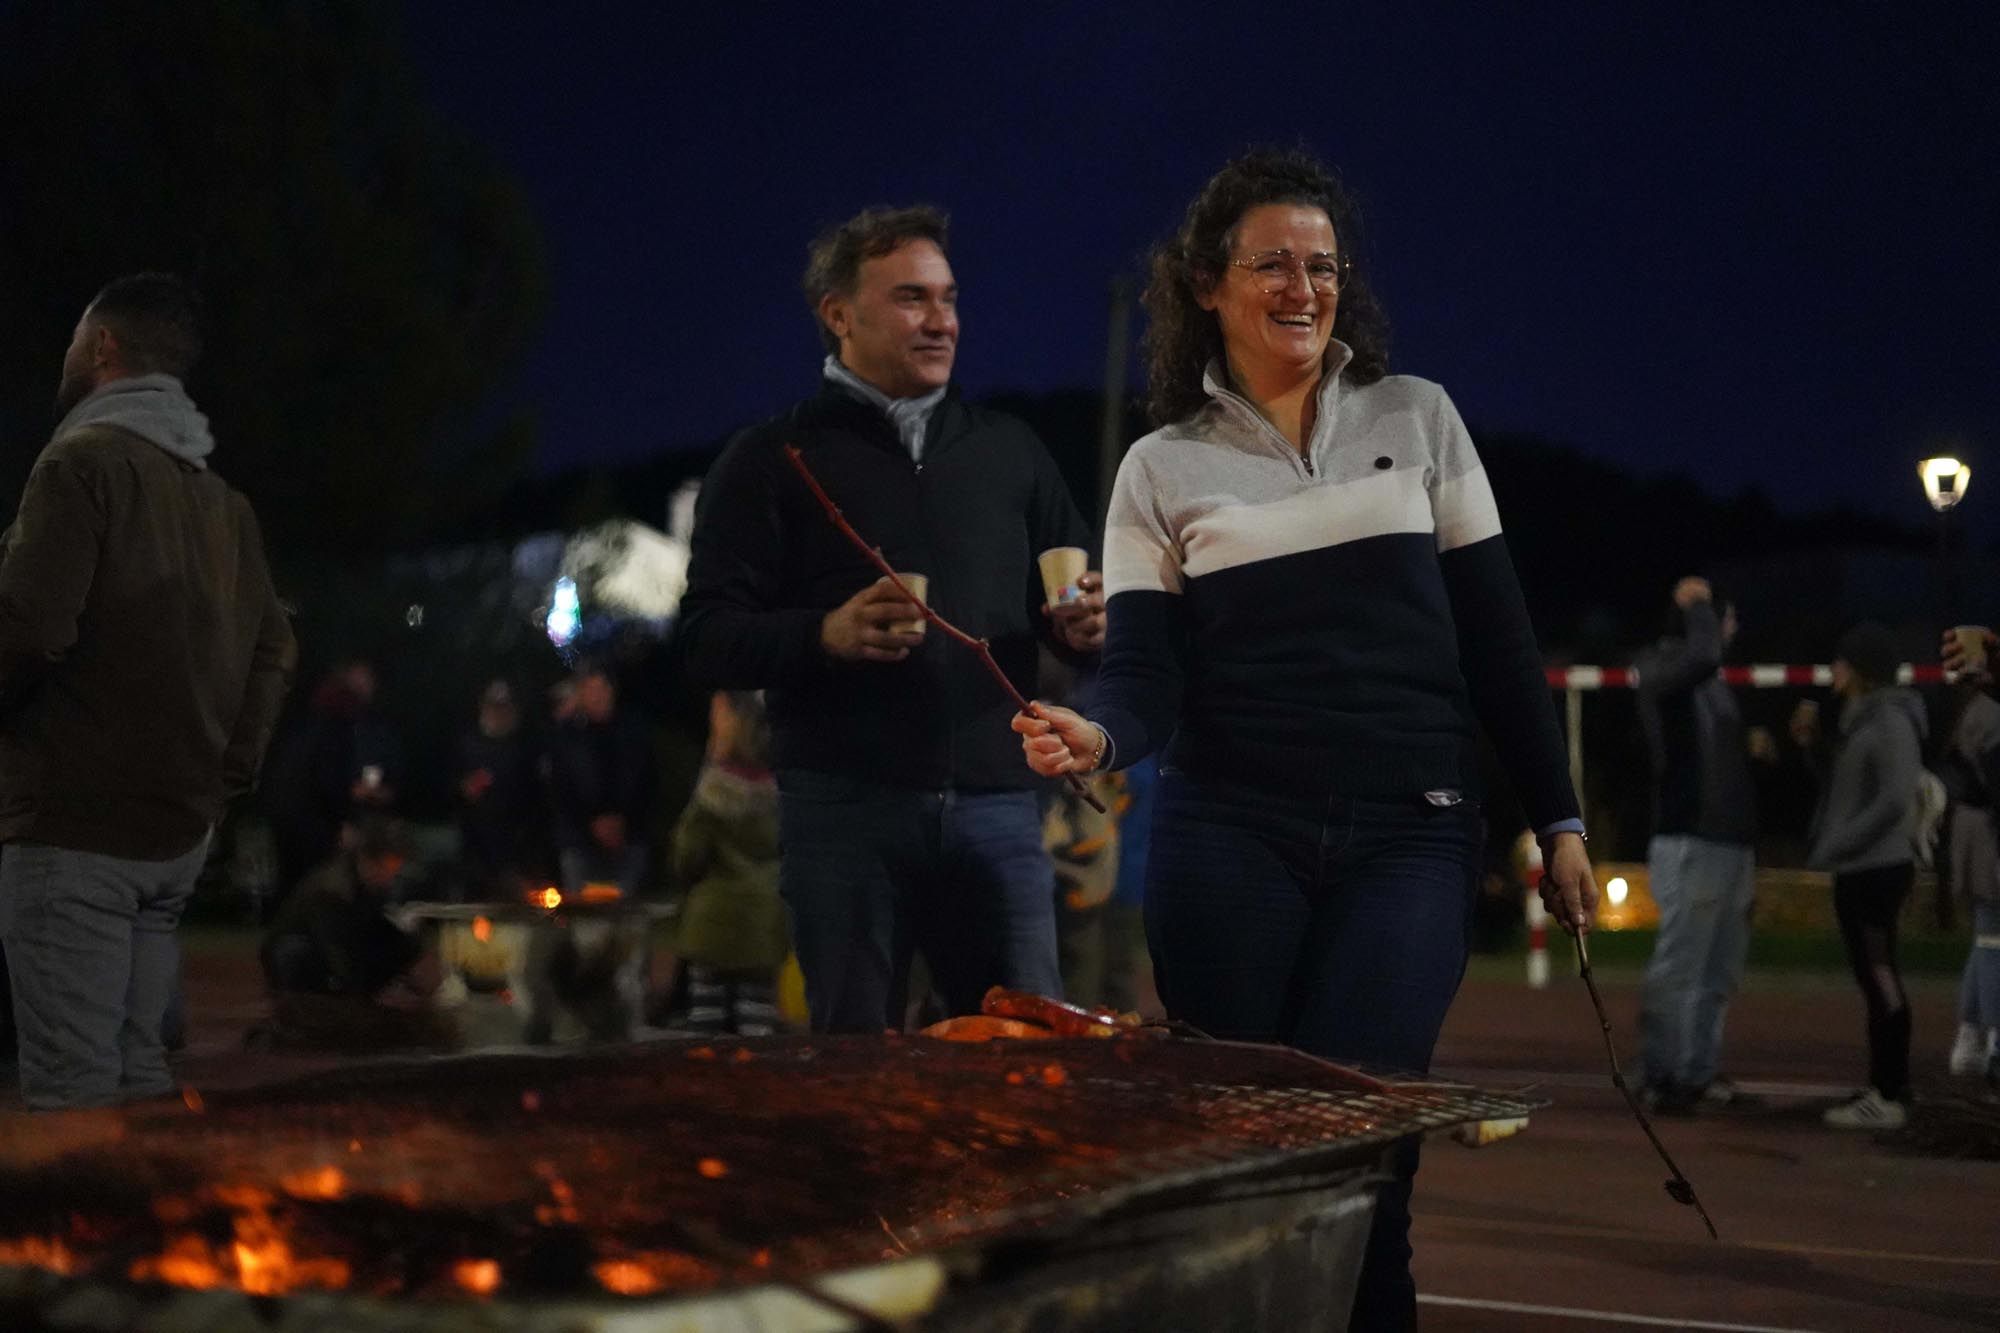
546;576;580;648
1606;876;1630;907
404;603;425;628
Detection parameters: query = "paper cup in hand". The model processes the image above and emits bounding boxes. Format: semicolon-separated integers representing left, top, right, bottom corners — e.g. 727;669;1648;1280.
1038;546;1089;608
892;573;928;635
1953;625;1989;676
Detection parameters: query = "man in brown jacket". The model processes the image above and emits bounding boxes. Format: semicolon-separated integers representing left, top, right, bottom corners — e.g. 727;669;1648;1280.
0;273;294;1109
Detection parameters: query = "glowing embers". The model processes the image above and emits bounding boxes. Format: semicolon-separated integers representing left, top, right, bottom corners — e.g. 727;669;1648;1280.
129;1182;353;1295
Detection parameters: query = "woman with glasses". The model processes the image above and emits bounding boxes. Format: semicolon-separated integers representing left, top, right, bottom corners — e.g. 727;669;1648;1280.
1014;147;1596;1329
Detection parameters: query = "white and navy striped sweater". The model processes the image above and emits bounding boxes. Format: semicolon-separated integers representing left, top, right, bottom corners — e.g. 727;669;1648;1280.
1092;354;1580;831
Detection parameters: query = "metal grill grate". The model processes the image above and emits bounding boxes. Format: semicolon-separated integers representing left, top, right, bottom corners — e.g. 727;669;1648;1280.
0;1037;1539;1300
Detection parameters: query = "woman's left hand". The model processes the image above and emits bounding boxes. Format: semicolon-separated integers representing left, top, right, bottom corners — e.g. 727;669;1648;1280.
1537;831;1598;936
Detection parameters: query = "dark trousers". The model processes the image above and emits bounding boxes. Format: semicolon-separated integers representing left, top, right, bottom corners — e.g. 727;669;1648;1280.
1834;862;1914;1101
777;770;1062;1034
1144;770;1482;1333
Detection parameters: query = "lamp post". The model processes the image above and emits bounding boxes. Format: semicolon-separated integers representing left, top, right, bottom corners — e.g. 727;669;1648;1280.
1920;455;1970;625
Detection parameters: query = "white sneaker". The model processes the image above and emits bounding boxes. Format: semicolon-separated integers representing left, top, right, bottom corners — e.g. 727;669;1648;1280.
1949;1023;1997;1077
1822;1088;1908;1130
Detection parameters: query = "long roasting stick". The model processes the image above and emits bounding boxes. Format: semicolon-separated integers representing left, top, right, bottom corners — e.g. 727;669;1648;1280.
1573;930;1719;1239
783;444;1106;814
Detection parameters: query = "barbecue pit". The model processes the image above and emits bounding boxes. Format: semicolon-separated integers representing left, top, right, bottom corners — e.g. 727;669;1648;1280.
0;1036;1538;1331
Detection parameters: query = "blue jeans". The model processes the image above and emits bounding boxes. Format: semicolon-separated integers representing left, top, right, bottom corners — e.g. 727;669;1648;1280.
777;770;1061;1033
1639;834;1755;1092
1143;770;1482;1332
1961;900;2000;1032
0;833;211;1110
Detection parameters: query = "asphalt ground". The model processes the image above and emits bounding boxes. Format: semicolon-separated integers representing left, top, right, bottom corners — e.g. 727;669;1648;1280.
1415;961;2000;1332
5;934;1997;1330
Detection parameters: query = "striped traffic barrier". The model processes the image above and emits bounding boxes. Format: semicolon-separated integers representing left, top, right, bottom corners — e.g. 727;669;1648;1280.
1544;663;1946;689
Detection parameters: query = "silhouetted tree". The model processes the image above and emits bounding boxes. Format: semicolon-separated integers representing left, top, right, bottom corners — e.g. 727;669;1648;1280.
0;0;546;560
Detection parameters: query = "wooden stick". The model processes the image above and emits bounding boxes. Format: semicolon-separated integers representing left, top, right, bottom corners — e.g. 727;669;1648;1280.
1573;930;1719;1239
783;444;1105;814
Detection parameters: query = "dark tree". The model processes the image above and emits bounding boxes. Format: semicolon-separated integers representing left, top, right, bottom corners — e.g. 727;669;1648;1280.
0;0;546;560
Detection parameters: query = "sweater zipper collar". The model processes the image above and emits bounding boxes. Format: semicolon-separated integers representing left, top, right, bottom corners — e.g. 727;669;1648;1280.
1200;348;1349;480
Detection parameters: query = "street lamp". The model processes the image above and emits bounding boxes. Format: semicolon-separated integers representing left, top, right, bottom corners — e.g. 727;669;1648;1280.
1920;456;1970;513
1920;453;1971;639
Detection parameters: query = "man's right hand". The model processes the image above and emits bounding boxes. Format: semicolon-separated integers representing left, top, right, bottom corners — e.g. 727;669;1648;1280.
1672;576;1713;609
820;577;926;663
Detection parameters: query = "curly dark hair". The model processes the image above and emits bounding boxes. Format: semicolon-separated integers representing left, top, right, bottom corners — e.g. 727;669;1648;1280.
1141;148;1390;426
801;206;950;354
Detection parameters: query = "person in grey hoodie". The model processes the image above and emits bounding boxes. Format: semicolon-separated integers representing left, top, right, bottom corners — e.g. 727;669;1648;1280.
1634;577;1760;1113
0;273;293;1110
1798;621;1926;1129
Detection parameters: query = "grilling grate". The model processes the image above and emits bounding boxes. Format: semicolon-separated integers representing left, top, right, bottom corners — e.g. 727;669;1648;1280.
0;1036;1538;1302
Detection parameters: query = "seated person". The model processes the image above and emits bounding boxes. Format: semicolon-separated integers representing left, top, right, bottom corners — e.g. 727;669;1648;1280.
262;817;422;998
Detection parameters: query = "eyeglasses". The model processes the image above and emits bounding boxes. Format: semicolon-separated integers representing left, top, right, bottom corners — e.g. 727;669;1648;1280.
1228;249;1350;295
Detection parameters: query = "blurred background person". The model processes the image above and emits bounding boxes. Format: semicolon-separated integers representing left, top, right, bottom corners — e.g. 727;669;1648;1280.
261;815;420;1001
1941;625;2000;1081
455;678;545;898
1633;576;1760;1114
665;691;786;1035
1797;622;1926;1129
546;665;657;896
265;657;401;897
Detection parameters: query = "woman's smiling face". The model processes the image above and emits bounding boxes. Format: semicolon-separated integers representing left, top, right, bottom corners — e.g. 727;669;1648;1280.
1198;202;1340;386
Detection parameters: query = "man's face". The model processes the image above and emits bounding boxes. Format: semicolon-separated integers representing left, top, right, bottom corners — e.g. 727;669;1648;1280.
53;312;105;419
822;239;959;398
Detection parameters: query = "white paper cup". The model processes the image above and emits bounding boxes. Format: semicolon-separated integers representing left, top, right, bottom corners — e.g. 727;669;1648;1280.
1038;546;1089;608
892;573;928;635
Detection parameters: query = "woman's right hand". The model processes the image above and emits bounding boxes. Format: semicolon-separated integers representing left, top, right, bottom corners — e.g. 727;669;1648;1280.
1011;704;1102;777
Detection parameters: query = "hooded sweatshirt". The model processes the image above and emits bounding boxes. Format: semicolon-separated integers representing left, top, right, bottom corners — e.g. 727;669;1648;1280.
0;375;294;858
1808;686;1927;874
51;372;215;467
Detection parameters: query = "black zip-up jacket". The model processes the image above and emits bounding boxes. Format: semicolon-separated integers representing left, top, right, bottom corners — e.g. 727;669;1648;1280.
1635;601;1755;845
678;381;1091;791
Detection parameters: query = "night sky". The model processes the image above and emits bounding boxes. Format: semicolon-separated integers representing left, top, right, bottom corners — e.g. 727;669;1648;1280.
405;2;1999;531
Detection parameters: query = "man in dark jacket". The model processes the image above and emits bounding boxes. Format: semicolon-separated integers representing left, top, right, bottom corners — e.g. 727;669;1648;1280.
678;206;1105;1033
547;666;657;895
457;678;545;895
0;274;294;1109
1634;576;1758;1113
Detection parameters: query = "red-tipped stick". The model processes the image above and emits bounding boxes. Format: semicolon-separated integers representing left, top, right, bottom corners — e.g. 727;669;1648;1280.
783;444;1105;814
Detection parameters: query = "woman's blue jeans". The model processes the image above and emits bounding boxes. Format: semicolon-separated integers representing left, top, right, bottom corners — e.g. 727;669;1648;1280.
1144;769;1482;1332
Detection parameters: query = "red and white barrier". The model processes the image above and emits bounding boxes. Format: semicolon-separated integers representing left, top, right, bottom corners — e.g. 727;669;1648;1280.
1544;663;1945;690
1513;833;1550;990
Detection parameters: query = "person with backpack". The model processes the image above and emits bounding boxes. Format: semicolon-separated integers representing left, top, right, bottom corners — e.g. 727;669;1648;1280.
1794;621;1927;1129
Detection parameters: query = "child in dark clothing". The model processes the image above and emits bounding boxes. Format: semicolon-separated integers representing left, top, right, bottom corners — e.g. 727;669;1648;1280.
668;692;787;1035
262;818;421;998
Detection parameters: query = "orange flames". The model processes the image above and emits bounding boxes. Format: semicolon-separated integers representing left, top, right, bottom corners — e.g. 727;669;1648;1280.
280;1165;346;1200
128;1185;351;1295
591;1250;716;1296
534;886;563;910
451;1257;501;1295
0;1237;78;1275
